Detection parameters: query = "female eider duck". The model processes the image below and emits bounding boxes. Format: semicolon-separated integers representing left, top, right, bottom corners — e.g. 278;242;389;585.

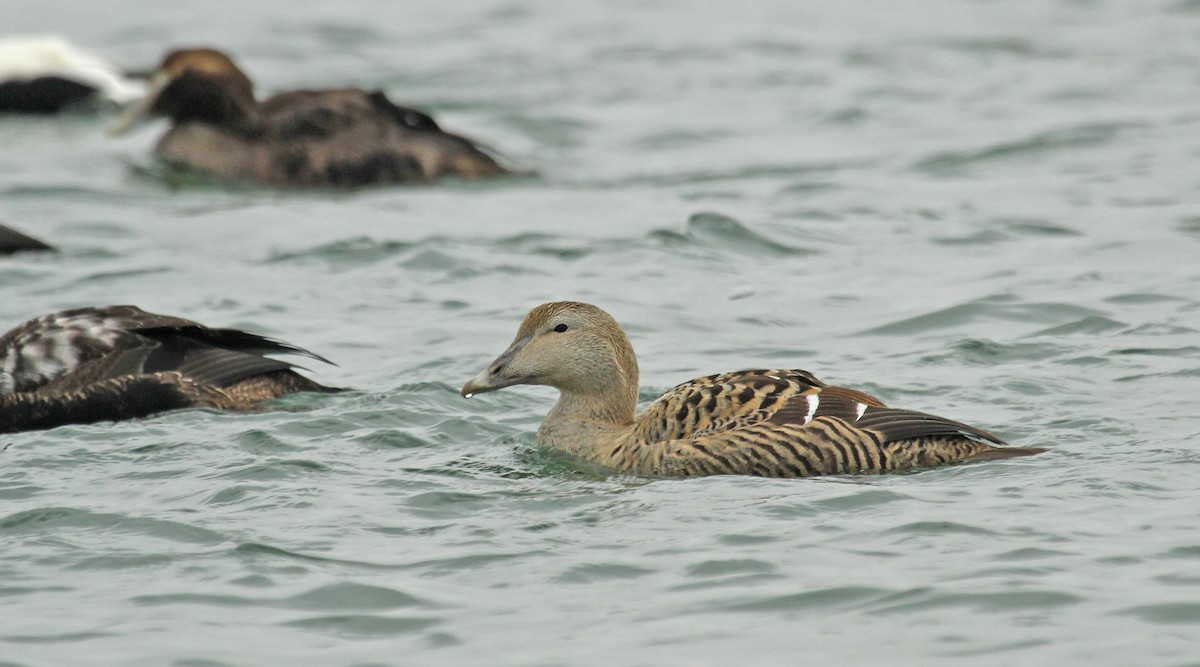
0;306;339;433
0;36;145;113
108;48;509;186
462;302;1044;478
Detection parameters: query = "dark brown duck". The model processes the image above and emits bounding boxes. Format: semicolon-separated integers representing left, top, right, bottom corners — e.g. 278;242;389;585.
462;302;1045;478
109;48;509;186
0;306;339;433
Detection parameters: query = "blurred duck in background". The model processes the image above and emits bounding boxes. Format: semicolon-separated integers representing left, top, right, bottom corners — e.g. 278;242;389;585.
109;48;512;187
0;223;53;256
0;36;145;113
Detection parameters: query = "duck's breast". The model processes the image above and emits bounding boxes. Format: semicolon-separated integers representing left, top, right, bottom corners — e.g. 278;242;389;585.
156;124;265;182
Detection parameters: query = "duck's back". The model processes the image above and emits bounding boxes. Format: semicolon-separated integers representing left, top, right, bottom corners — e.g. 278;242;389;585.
623;368;1040;477
159;89;507;186
1;306;187;393
0;306;336;433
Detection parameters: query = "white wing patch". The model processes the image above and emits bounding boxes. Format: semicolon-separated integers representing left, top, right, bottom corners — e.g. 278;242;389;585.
804;393;820;423
0;352;18;394
0;310;125;394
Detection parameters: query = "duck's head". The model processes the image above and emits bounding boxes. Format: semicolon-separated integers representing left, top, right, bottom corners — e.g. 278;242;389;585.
461;302;639;406
108;48;256;136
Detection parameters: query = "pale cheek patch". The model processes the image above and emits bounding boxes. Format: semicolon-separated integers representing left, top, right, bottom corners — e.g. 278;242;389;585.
855;401;868;421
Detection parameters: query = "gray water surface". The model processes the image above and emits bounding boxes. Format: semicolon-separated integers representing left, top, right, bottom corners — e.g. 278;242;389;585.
1;1;1199;665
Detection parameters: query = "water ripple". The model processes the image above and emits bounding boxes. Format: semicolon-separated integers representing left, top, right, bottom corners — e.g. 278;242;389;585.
912;122;1134;175
860;297;1104;336
282;614;440;637
2;1;1197;664
0;508;226;545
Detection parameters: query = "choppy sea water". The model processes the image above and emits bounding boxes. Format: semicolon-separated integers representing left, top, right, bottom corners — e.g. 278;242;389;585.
1;1;1199;665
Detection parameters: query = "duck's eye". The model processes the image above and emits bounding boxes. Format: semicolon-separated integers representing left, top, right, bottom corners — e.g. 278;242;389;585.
553;323;568;333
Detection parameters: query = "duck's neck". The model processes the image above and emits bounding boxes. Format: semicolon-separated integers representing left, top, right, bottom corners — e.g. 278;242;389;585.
536;384;637;464
160;72;261;135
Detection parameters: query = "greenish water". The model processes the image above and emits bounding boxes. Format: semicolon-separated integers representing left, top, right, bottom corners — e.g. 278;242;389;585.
2;1;1199;665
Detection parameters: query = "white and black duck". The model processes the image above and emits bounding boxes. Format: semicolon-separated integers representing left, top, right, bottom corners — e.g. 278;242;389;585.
0;305;339;433
0;36;144;113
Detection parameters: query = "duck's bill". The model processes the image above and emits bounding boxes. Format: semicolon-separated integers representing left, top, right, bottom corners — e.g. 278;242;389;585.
461;362;519;398
106;70;168;137
461;369;497;398
461;336;530;398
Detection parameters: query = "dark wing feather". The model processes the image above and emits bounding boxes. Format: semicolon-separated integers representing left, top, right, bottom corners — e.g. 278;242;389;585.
96;325;321;386
170;347;298;388
366;91;441;131
851;406;1007;446
28;333;302;396
260;89;372;139
767;385;888;426
0;223;54;254
133;325;334;365
259;89;439;138
254;89;506;185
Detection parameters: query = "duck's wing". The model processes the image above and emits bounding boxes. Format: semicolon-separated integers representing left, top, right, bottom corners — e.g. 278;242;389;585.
633;369;861;442
33;333;304;396
0;307;338;433
260;89;440;139
663;401;1038;478
0;224;53;255
0;305;192;394
256;89;507;185
362;91;510;178
130;324;333;366
633;369;1040;477
0;306;330;395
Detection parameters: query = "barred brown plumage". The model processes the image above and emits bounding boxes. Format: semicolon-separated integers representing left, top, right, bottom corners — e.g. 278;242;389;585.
0;306;340;433
462;301;1045;477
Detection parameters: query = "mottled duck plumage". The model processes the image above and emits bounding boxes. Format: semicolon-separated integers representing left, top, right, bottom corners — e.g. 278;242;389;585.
462;302;1044;477
0;305;339;433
